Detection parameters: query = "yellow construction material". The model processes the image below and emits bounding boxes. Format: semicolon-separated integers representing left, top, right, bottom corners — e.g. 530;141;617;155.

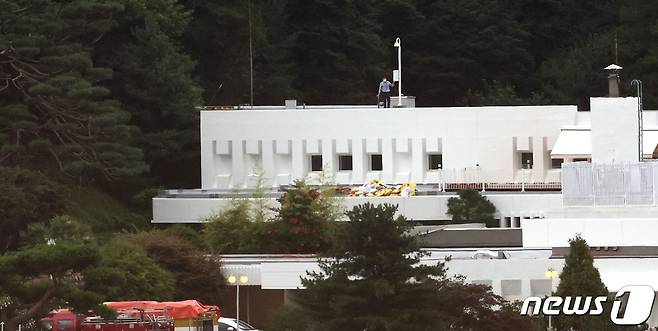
347;180;416;197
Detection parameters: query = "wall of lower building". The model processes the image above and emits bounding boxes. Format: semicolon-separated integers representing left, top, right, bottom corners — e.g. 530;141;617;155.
522;217;658;247
219;286;284;329
221;255;658;327
152;193;562;223
200;105;579;189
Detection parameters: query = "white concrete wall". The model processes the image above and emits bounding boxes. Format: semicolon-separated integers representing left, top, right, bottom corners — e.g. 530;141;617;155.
591;97;640;163
223;254;658;327
200;106;579;189
152;193;562;223
249;256;658;302
522;218;658;247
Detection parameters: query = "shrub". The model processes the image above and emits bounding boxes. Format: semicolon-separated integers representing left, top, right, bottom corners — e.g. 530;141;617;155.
446;190;497;227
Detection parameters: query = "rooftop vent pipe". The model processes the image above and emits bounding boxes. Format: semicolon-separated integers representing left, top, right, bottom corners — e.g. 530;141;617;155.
604;64;622;97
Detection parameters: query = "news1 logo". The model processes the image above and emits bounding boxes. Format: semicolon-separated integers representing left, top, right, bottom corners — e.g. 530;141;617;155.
521;285;656;325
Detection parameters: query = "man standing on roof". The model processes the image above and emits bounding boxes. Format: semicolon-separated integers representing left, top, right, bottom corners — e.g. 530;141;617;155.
378;77;395;108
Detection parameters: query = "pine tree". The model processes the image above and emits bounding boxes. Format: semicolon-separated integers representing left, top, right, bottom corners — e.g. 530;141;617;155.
294;203;534;331
295;203;448;330
95;0;203;187
553;235;629;331
1;216;178;331
447;189;497;227
0;0;146;180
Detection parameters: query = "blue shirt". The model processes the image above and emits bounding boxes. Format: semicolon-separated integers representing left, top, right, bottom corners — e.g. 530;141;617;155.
379;80;394;93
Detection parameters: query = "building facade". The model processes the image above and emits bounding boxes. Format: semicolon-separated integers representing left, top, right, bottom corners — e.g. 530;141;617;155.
154;96;658;328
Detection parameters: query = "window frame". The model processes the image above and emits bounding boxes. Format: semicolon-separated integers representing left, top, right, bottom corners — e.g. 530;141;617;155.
428;154;443;170
338;155;353;171
369;154;383;171
310;154;323;172
520;152;533;169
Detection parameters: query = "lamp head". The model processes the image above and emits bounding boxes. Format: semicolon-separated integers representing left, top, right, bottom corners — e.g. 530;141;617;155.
394;37;400;48
228;275;236;284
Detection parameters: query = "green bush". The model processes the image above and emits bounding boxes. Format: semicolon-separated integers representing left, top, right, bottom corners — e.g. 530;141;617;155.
266;180;341;254
203;199;267;254
446;190;497;227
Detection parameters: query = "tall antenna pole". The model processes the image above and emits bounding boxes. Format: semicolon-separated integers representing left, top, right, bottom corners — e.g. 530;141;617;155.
248;0;254;108
614;32;619;64
632;79;643;161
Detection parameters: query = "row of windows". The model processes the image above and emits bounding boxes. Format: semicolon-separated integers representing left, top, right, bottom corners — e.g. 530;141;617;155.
520;152;590;170
312;152;591;172
310;154;443;172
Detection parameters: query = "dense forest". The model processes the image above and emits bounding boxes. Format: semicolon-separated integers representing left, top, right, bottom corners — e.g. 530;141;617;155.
1;0;658;329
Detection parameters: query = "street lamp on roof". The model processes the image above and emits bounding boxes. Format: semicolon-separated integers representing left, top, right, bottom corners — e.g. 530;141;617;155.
393;37;402;107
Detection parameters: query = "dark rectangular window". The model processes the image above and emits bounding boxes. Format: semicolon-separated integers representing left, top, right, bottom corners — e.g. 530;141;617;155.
370;154;383;171
310;155;323;171
551;158;563;169
573;158;590;163
428;154;443;170
520;152;533;169
339;155;353;171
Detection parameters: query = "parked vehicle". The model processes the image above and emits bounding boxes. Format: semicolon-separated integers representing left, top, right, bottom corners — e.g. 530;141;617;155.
40;308;174;331
217;318;261;331
40;301;220;331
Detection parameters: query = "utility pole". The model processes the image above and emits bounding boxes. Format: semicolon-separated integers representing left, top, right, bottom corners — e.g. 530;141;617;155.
248;0;254;108
632;79;643;161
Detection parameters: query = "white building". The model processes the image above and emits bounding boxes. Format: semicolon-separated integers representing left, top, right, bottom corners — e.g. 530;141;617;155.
154;95;658;327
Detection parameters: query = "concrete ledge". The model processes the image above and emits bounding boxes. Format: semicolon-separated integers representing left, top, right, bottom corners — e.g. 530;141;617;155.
152;193;562;223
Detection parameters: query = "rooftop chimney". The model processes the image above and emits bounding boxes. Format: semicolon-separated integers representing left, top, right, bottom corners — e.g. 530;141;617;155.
604;64;623;97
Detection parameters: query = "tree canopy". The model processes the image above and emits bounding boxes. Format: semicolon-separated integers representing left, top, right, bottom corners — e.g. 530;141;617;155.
292;203;533;330
447;189;497;227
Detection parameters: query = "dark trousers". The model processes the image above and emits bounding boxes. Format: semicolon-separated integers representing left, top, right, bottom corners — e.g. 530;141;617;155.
381;91;391;108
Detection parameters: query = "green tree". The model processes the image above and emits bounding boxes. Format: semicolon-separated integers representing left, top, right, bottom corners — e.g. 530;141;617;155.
0;167;65;252
95;0;203;187
282;0;386;104
295;203;449;330
405;0;534;106
203;199;266;254
538;33;616;111
83;236;175;301
182;1;296;106
460;80;549;106
127;230;225;305
292;203;533;330
0;216;100;331
0;0;147;180
266;180;340;254
618;0;658;108
446;190;497;227
552;235;635;331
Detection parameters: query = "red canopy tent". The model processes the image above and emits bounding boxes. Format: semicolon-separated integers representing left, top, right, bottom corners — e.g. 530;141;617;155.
104;300;220;319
